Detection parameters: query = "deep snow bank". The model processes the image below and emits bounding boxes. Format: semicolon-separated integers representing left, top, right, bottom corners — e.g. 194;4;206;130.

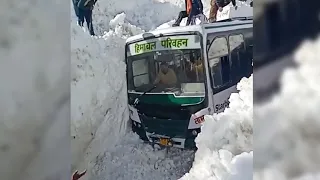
92;0;183;34
226;151;253;180
254;35;320;180
71;8;145;170
180;75;253;180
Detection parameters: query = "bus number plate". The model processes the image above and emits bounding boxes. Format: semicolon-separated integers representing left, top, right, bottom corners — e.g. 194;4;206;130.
159;138;169;146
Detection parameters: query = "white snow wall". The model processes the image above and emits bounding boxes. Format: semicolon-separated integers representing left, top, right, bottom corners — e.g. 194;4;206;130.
0;0;70;179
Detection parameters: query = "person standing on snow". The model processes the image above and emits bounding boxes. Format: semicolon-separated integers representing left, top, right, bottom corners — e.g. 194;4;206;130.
77;0;97;36
208;0;237;22
172;0;204;27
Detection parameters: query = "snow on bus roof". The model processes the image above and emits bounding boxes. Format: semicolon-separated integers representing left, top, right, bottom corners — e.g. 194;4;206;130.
125;25;202;43
125;20;252;43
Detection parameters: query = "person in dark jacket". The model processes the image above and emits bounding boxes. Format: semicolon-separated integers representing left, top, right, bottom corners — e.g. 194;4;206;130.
209;0;236;22
77;0;97;36
172;0;204;27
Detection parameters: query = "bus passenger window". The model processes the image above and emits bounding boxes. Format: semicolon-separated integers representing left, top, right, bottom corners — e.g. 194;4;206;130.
229;34;244;52
207;37;230;88
132;59;150;87
229;34;245;80
186;52;204;82
209;58;222;86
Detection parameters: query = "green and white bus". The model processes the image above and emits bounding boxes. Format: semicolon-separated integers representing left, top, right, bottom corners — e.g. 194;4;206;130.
125;17;253;149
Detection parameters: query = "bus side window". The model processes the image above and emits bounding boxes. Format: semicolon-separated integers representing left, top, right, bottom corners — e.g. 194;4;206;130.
229;34;245;81
207;37;230;88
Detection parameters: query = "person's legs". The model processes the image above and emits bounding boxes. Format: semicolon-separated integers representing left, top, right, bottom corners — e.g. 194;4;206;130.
186;11;194;25
83;9;95;36
172;11;188;26
77;8;84;26
209;0;218;22
186;9;204;25
193;13;208;25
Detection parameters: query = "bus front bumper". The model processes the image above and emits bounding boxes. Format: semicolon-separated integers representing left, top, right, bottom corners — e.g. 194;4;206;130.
131;119;198;149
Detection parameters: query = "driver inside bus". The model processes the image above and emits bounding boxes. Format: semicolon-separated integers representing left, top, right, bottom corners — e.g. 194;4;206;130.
153;62;177;87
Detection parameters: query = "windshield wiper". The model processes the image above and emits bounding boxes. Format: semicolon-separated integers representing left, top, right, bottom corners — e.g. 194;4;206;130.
133;85;157;106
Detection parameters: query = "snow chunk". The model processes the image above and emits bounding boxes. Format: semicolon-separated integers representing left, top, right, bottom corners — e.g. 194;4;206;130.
180;75;253;180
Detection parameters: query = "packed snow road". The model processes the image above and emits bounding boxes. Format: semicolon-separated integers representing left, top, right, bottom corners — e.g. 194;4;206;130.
90;133;195;180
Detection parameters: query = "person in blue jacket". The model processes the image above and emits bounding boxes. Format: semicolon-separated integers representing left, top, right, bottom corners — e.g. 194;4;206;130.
172;0;204;27
77;0;98;36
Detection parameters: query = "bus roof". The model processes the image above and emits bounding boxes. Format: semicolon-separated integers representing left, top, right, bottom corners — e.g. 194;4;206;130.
125;19;253;44
125;25;202;43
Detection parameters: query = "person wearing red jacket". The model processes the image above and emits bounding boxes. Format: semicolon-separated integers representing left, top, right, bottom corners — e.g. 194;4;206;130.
172;0;204;27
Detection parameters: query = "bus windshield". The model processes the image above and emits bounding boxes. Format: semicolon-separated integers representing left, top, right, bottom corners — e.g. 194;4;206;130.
126;34;205;98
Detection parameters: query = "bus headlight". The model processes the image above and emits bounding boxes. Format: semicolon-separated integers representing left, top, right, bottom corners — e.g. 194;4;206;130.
192;130;198;136
137;123;141;128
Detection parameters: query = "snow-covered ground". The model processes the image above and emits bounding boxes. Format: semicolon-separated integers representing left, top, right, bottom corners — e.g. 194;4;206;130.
71;0;256;180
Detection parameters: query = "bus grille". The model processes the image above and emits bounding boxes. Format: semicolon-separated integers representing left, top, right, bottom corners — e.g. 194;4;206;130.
139;114;189;137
